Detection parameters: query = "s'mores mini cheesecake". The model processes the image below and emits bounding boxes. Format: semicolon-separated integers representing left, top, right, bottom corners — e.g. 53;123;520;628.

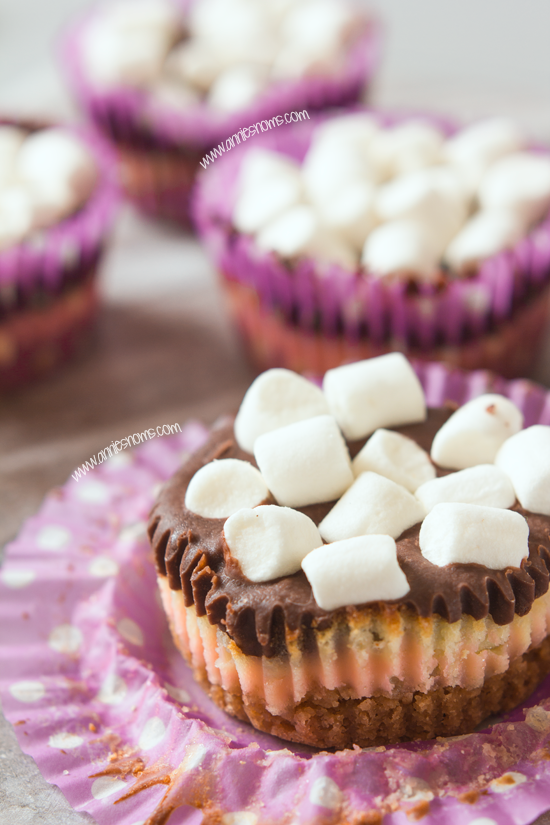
63;0;380;226
0;119;117;390
194;110;550;377
149;354;550;749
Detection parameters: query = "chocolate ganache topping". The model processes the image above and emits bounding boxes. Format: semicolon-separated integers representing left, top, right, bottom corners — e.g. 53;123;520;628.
148;408;550;658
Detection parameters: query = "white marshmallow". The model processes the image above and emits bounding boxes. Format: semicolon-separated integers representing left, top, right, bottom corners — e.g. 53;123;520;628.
415;464;516;513
352;429;436;492
280;0;354;59
495;425;550;516
0;126;25;186
238;149;301;193
254;415;353;508
323;354;427;441
185;459;269;518
234;172;302;234
319;471;425;543
256;205;357;269
430;394;523;470
234;368;329;453
256;204;316;257
368;121;444;179
317;180;377;250
190;0;272;52
224;505;322;582
82;15;173;87
302;137;377;206
444;118;523;174
207;65;267;112
445;210;525;270
361;219;440;279
163;40;226;92
0;186;34;250
478;152;550;226
302;535;409;611
149;78;200;112
314;113;380;149
16;129;97;209
419;502;529;569
375;168;468;249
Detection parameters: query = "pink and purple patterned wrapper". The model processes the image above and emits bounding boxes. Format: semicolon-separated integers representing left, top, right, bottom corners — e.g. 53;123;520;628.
0;121;119;389
3;362;550;824
193;111;550;378
0;120;118;314
61;2;382;225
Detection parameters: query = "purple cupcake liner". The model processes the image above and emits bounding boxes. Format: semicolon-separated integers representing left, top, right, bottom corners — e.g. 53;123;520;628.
193;109;550;355
61;3;382;153
3;363;550;824
0;120;119;318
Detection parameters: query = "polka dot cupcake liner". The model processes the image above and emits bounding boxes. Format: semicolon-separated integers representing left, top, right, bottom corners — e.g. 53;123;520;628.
3;363;550;824
0;120;119;390
61;7;381;226
193;110;550;379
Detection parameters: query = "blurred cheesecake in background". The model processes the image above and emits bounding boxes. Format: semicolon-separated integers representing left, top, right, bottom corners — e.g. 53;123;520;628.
62;0;381;226
0;119;118;391
193;109;550;378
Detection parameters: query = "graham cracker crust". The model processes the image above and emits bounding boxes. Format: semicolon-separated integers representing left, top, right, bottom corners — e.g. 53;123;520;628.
195;635;550;749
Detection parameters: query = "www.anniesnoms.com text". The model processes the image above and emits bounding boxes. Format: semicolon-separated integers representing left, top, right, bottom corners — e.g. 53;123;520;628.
71;423;182;481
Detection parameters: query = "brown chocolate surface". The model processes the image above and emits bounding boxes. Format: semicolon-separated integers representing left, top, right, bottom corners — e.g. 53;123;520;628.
148;410;550;657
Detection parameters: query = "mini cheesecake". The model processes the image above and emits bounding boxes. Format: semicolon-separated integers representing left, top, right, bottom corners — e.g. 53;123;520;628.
148;356;550;749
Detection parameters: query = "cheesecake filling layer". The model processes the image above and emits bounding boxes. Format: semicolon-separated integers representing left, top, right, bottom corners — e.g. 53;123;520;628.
159;576;550;718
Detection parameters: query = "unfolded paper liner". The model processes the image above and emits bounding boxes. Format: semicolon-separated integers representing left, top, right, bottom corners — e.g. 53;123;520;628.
61;3;382;225
193;111;550;378
3;364;550;824
0;121;119;388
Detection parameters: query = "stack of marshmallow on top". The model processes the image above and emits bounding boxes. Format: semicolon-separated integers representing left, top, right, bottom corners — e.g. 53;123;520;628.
0;126;98;251
82;0;362;113
185;353;550;612
232;113;550;278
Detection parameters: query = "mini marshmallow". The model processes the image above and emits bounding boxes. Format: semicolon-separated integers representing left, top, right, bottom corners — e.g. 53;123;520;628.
302;535;409;611
314;113;380;149
234;172;302;234
361;219;440;279
234;368;329;453
256;205;356;269
419;502;529;569
0;186;34;250
430;394;523;470
445;210;525;270
352;429;435;492
150;78;200;112
415;464;516;513
0;126;25;186
256;204;316;257
190;0;272;50
302;137;376;206
368;121;444;179
254;415;353;508
207;65;267;112
317;180;377;250
82;16;172;87
185;459;269;518
163;40;226;92
444;118;523;184
280;0;354;58
224;505;322;582
16;129;98;208
495;425;550;516
319;471;425;543
323;353;427;441
375;168;468;248
478;152;550;226
238;149;302;193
